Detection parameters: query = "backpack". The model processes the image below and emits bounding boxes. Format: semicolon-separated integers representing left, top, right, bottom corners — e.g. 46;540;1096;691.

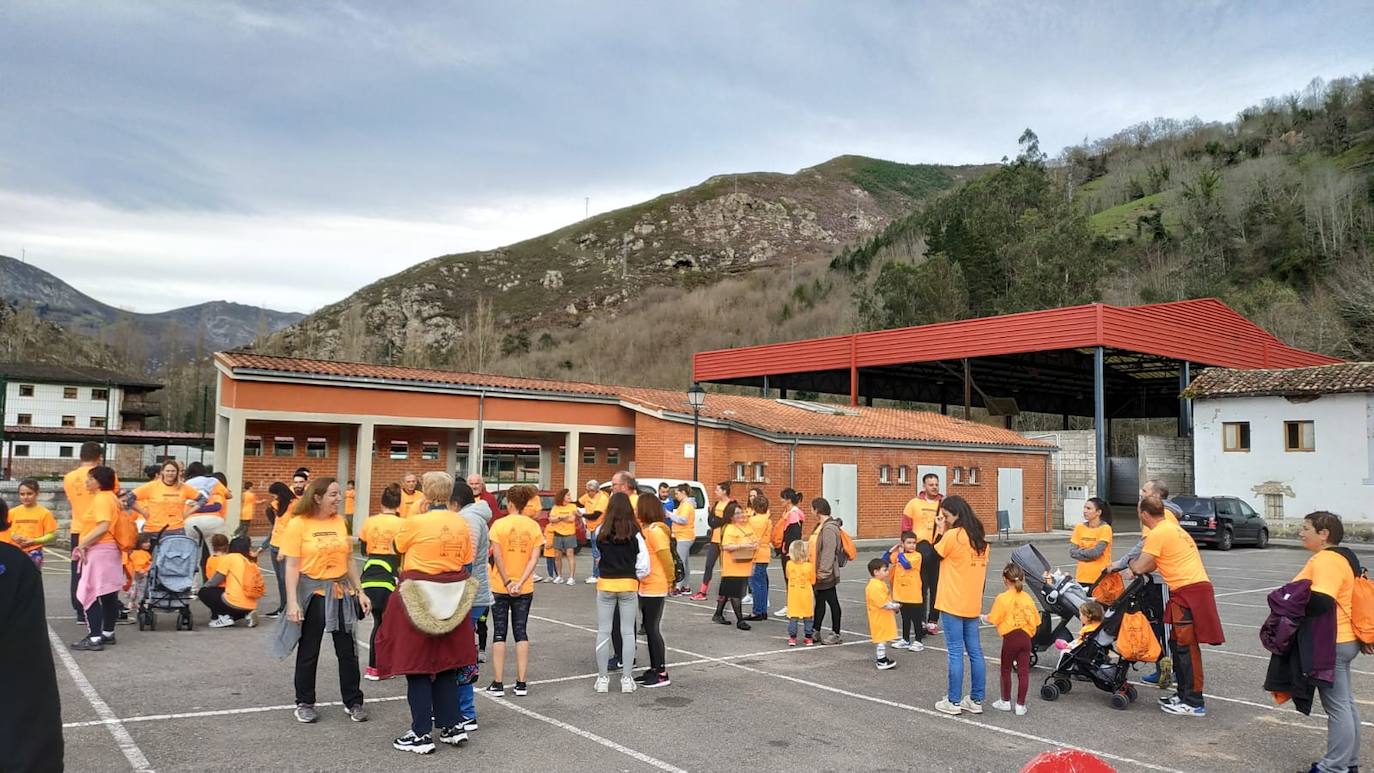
837;526;857;565
1090;571;1124;606
241;558;267;602
1116;610;1162;663
656;522;685;586
771;515;788;551
111;508;139;551
1329;547;1374;645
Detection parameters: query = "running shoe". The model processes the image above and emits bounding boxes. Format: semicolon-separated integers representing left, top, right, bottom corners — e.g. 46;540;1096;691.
909;641;925;652
264;609;283;619
594;675;610;693
294;704;319;723
875;657;897;670
532;574;545;583
992;699;1012;712
477;649;486;663
461;716;478;731
640;671;671;688
1141;671;1161;685
891;639;911;650
364;667;381;681
393;731;435;754
959;697;983;714
485;681;505;697
788;636;798;647
1158;695;1181;707
742;594;753;606
934;698;962;715
1160;701;1205;717
774;606;788;617
621;676;637;693
819;632;842;645
437;725;469;746
803;637;814;646
70;637;103;652
607;656;621;671
513;681;528;697
245;612;257;628
585;576;599;584
209;616;234;628
689;591;708;600
712;615;730;625
925;622;941;635
1015;704;1027;716
736;621;752;631
345;704;369;722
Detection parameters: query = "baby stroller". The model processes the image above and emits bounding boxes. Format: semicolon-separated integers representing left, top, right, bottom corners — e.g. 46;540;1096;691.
1039;573;1159;710
136;527;199;632
1008;544;1094;667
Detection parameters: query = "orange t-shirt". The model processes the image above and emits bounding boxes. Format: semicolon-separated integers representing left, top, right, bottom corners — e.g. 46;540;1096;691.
903;496;941;542
129;549;152;575
85;490;121;545
710;500;732;544
395;509;475;575
490;514;544;594
270;511;295;549
134;480;199;532
399;489;425;518
748;513;773;563
279;514;352;583
934;527;989;618
345;489;356;516
1297;550;1356;644
359;513;405;556
720;524;755;578
579;492;609;531
240;490;257;522
672;500;696;542
548;503;579;537
209;482;230;511
64;464;112;535
218;553;258;610
7;504;58;553
640;523;672;597
1141;519;1209;590
865;577;898;643
987;588;1039;637
889;549;923;604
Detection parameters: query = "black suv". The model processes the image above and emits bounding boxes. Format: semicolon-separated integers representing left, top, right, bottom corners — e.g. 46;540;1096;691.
1171;495;1269;551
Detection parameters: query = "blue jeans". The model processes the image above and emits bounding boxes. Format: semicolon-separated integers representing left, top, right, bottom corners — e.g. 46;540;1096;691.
458;605;488;720
943;613;986;703
749;563;769;615
787;617;814;639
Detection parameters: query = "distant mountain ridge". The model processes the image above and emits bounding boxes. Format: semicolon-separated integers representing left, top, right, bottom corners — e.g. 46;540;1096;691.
0;254;304;367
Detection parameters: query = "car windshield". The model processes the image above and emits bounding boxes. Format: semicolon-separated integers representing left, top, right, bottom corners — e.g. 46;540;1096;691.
1172;496;1213;515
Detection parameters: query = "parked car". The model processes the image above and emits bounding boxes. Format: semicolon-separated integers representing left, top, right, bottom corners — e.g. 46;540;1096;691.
1171;495;1269;551
494;488;589;549
599;478;712;550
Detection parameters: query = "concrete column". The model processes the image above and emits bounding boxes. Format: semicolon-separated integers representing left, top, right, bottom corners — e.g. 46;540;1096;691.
336;427;352;485
224;412;246;531
1094;346;1107;500
212;413;230;473
446;430;460;475
539;443;552;489
565;429;581;493
353;421;375;533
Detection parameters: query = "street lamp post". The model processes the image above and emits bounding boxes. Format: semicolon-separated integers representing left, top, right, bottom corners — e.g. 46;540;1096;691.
687;382;706;482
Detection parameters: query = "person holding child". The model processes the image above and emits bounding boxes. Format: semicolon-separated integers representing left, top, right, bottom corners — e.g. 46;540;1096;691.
865;558;900;670
984;563;1039;716
886;531;925;652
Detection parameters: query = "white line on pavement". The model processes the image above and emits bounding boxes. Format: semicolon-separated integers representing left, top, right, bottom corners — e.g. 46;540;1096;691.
477;692;688;773
47;625;155;772
1213;586;1280;598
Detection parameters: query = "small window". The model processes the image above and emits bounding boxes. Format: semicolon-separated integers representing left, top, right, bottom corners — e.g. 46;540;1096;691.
1222;422;1250;452
1284;420;1315;452
16;413;32;425
306;438;328;459
245;437;262;457
951;466;964;485
733;462;747;481
18;384;34;397
897;465;910;485
58;446;74;458
89;417;106;429
558;446;566;463
752;461;767;482
61;415;76;427
606;447;620;465
63;387;78;399
967;466;980;485
421;442;440;461
273;437;295;457
15;444;30;457
1262;493;1284;521
91;388;109;401
389;441;409;460
878;464;891;485
583;447;596;465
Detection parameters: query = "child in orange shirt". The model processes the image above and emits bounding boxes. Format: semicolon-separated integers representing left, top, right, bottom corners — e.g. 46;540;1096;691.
126;533;154;615
983;563;1039;715
541;523;561;584
886;531;925;652
784;540;815;646
865;559;900;670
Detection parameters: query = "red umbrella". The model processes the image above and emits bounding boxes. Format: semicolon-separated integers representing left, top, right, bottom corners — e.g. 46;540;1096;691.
1020;749;1116;773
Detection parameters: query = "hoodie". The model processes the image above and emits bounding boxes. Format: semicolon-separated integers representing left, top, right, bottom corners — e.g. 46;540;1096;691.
459;500;494;608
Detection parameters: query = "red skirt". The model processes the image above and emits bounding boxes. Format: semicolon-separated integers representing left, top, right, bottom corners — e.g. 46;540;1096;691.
375;570;478;678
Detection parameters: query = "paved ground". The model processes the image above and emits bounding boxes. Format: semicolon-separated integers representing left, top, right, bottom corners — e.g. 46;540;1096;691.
41;539;1374;773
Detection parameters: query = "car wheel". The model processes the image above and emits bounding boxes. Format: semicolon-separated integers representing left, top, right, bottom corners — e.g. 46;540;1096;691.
1218;527;1234;551
1255;529;1269;549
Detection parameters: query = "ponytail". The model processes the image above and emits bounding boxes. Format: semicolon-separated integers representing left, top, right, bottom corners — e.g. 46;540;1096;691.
1002;562;1025;592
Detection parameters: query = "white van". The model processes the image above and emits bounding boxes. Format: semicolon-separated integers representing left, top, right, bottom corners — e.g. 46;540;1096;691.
600;478;712;548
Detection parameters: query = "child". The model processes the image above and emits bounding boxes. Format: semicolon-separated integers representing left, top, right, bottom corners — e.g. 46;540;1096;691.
983;563;1039;715
540;522;561;584
8;479;58;568
126;533;153;615
785;540;815;646
885;531;925;652
199;535;262;628
358;500;404;679
865;558;899;670
235;481;257;538
1075;600;1105;646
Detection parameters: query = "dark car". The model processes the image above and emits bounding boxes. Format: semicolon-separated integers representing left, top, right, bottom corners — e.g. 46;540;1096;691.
1170;495;1269;551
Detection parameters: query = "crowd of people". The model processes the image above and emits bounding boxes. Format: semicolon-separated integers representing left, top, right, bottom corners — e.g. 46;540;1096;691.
4;446;1368;772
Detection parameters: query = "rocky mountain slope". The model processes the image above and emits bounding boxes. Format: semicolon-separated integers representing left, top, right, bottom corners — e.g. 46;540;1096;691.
0;254;303;368
0;298;123;371
262;156;987;367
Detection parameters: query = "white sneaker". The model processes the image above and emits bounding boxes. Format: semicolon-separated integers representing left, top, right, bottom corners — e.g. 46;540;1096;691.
992;699;1012;712
565;577;577;585
1015;704;1027;716
621;676;637;694
934;698;962;715
244;612;257;628
533;575;545;583
742;594;753;606
774;606;788;617
585;576;598;584
594;675;610;693
909;641;925;652
891;639;911;650
959;697;984;714
209;615;233;628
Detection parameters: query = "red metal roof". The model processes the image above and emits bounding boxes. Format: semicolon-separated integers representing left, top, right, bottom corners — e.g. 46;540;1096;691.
693;299;1340;382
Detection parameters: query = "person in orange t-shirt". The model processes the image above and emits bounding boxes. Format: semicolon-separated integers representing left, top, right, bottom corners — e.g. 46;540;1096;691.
236;481;258;539
64;441;107;620
933;495;990;715
487;486;543;697
8;479;59;567
983;563;1039;714
630;495;674;687
70;466;125;651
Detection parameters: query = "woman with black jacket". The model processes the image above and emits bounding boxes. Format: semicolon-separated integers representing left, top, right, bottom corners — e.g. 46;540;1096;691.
593;493;650;694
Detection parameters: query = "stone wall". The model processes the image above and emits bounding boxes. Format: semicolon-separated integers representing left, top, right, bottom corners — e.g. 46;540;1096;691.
1023;430;1097;528
1137;434;1194;496
0;479;73;537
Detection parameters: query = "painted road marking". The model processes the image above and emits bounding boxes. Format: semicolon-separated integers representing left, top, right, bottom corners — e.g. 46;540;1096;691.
477;692;689;773
48;625;155;772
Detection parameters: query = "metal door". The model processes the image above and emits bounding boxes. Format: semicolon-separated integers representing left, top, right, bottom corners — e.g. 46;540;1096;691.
998;468;1024;532
822;463;858;534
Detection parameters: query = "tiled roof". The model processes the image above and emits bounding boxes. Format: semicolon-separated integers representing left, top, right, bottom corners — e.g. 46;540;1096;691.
216;352;618;397
216;352;1048;449
0;362;161;389
1185;363;1374;399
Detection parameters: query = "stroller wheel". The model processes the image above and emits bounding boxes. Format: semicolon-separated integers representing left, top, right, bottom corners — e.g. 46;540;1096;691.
1040;683;1061;702
1055;677;1072;694
1029;650;1039;668
1110;691;1130;710
136;610;148;631
147;611;157;631
179;608;193;632
1125;684;1139;703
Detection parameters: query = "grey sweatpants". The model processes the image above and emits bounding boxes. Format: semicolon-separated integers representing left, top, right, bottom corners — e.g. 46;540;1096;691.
596;590;637;678
1317;641;1361;773
675;542;692;592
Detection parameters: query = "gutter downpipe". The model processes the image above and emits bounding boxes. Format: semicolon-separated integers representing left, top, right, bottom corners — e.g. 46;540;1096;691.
474;389;486;476
789;436;798;489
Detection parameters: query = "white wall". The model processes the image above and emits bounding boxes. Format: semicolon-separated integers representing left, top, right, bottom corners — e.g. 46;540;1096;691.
3;381;125;460
1193;393;1374;522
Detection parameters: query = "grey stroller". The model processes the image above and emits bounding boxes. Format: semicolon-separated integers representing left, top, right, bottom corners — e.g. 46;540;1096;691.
1008;544;1092;666
136;527;198;631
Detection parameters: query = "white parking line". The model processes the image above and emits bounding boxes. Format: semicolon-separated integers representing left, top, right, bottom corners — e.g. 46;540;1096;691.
1213;586;1280;598
47;625;155;772
478;692;688;772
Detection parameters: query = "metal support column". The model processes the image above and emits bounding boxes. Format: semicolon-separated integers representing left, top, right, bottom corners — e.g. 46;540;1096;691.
1178;361;1193;438
1094;346;1107;500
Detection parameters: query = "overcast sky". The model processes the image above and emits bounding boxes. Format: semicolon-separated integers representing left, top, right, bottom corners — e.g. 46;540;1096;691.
1;1;1371;314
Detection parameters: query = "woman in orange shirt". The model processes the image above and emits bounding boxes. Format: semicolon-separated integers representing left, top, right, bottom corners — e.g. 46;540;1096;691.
70;466;125;652
262;482;296;619
933;495;990;716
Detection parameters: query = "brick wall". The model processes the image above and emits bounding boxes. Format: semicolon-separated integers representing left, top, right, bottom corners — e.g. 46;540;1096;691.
1137;434;1194;496
548;433;635;493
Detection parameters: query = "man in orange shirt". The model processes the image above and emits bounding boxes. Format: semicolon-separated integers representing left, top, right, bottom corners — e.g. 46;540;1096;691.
63;442;105;621
1130;495;1223;718
901;473;944;635
399;474;424;517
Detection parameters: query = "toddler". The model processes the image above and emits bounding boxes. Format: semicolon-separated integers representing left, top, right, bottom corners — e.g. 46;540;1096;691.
865;558;899;670
983;563;1039;715
885;531;925;651
784;540;815;646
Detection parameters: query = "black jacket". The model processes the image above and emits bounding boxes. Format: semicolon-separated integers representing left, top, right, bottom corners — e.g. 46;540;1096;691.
0;543;64;772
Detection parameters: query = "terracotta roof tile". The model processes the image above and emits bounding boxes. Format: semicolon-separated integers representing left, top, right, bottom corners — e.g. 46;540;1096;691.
1185;363;1374;399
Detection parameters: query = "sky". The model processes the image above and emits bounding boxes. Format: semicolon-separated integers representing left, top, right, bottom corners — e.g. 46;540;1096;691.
1;1;1371;314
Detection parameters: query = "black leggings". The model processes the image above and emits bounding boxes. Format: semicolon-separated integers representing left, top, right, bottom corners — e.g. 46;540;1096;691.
85;591;121;638
70;534;84;616
701;543;720;587
364;587;392;668
813;586;841;634
197;586;251;620
714;595;744;622
900;602;926;642
295;595;363;708
491;593;532;642
476;607;489;651
918;543;940;623
639;597;666;672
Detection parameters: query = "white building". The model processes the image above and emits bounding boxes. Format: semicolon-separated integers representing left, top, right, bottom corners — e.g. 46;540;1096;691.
1188;363;1374;523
